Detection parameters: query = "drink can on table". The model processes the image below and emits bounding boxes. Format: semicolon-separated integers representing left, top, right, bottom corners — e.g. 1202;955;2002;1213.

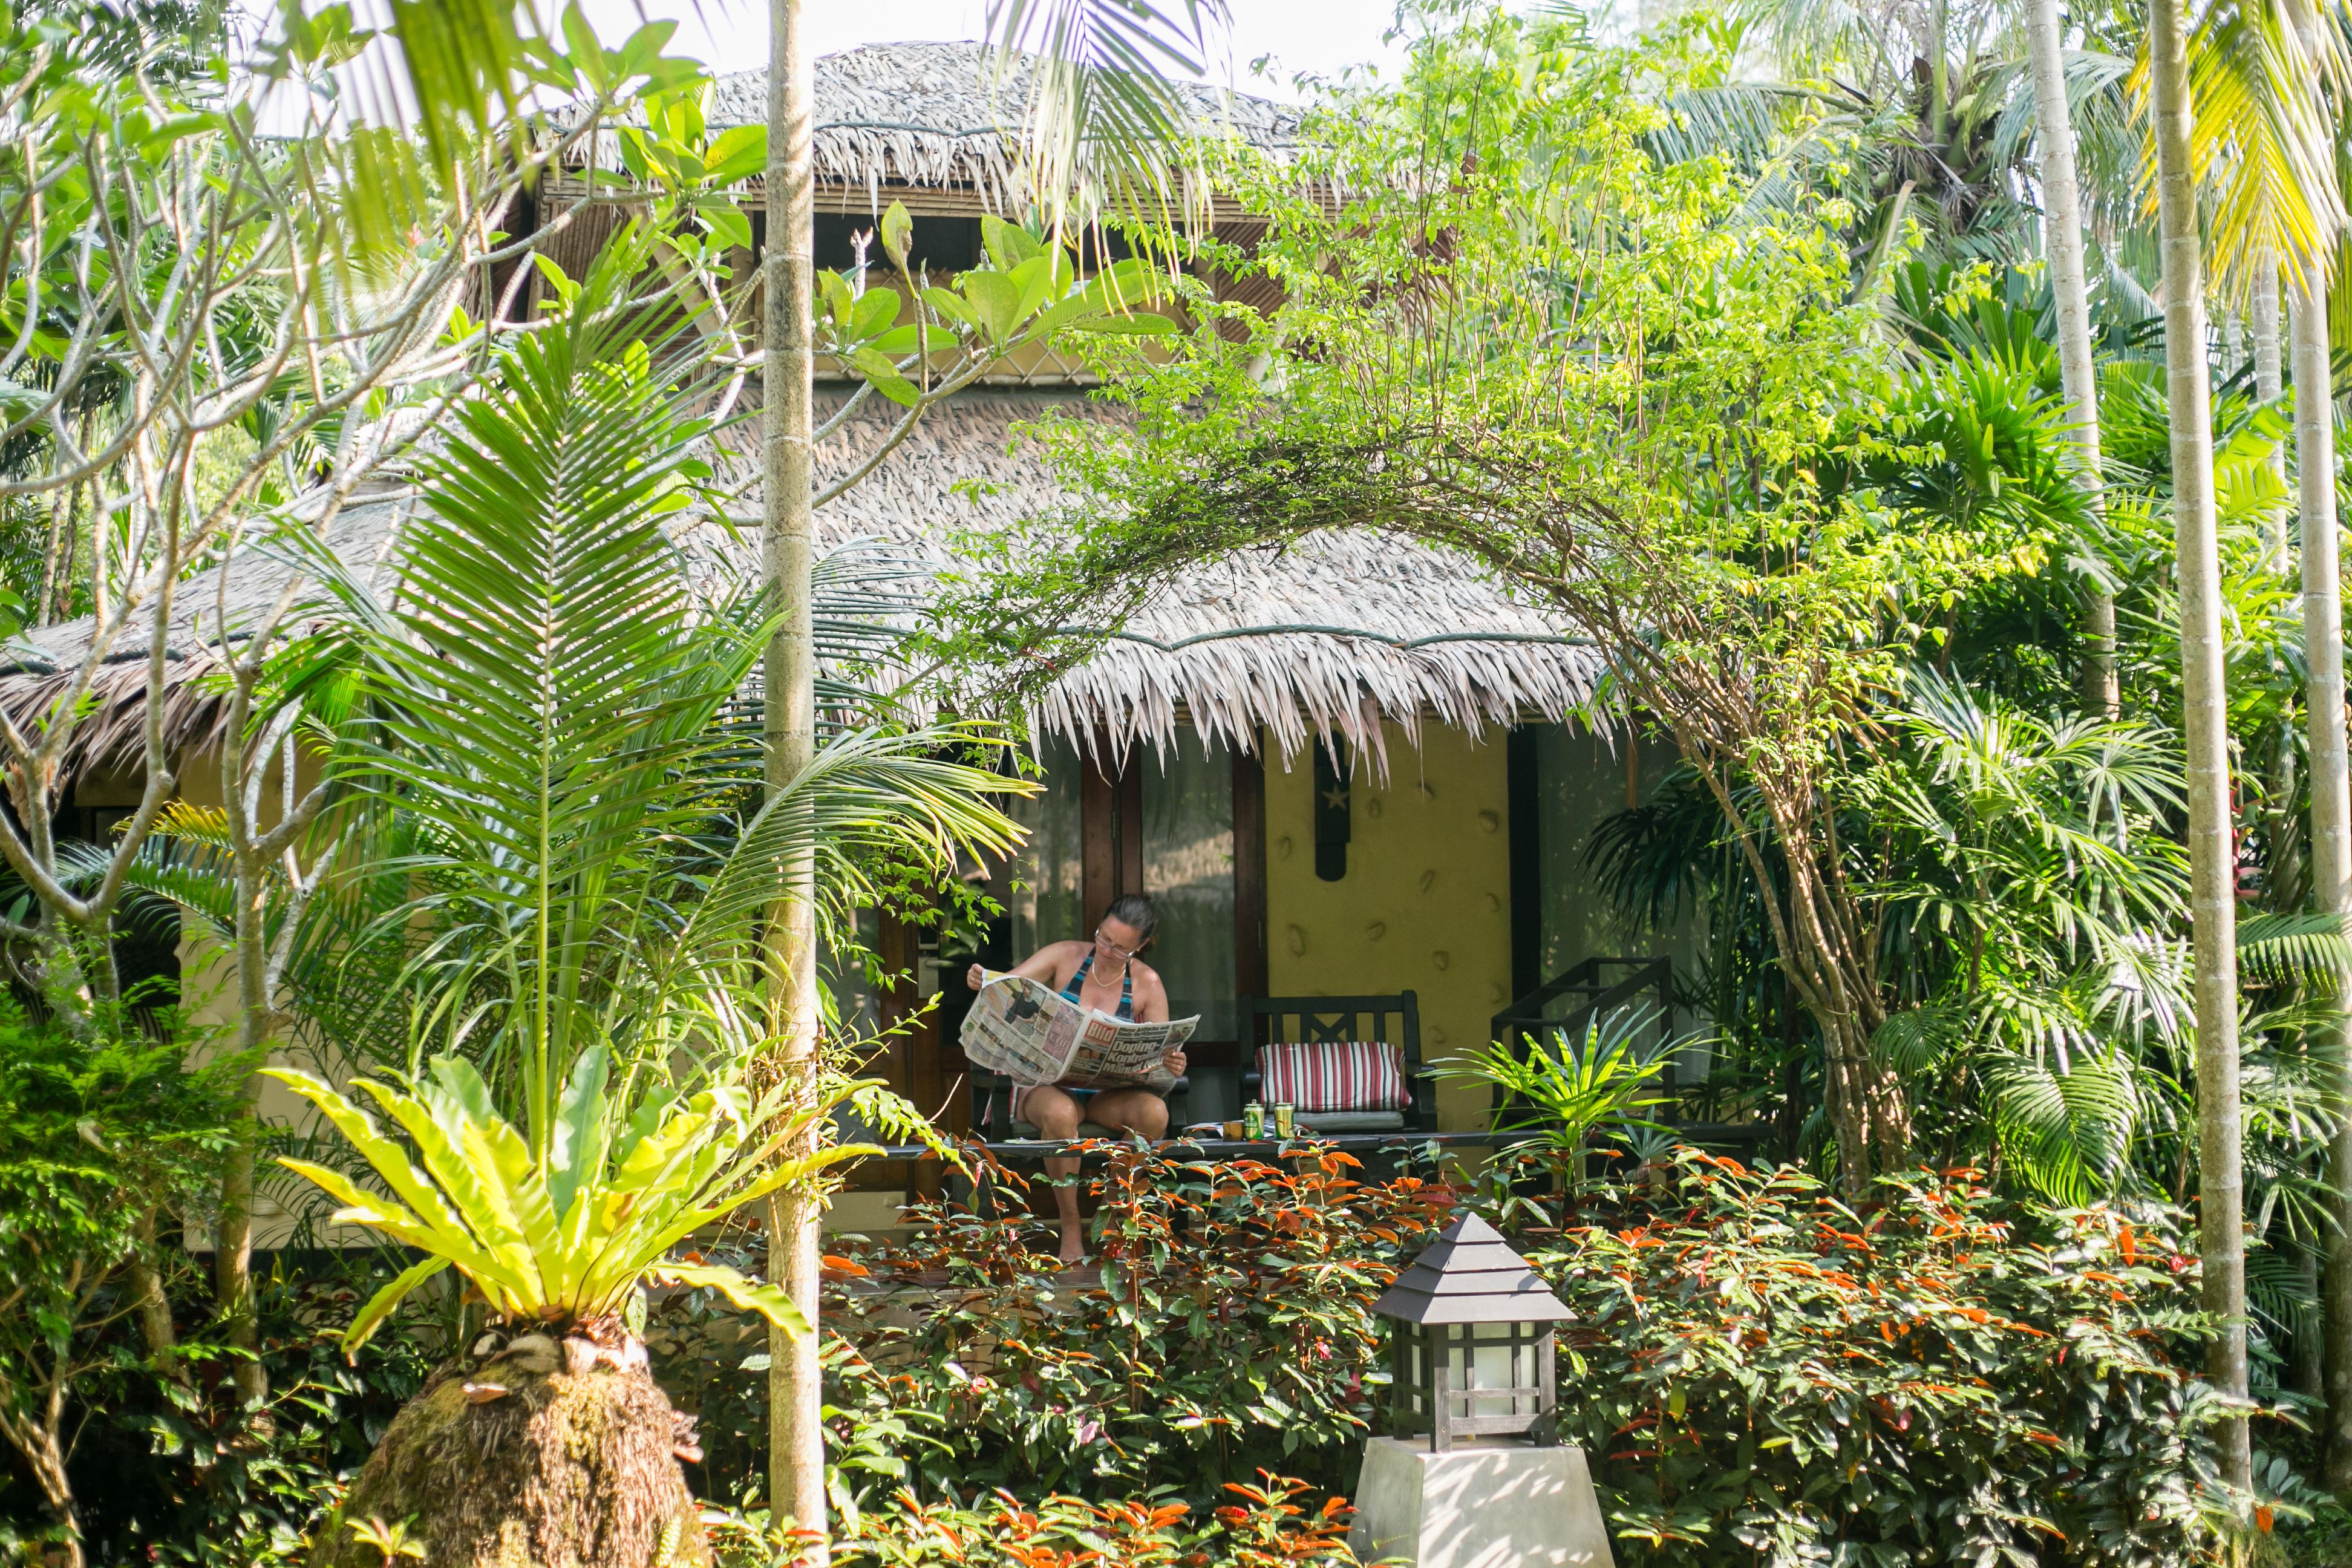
1273;1102;1295;1139
1242;1101;1264;1140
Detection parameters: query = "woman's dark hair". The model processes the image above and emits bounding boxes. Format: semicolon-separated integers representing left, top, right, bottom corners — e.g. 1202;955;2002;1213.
1102;893;1158;946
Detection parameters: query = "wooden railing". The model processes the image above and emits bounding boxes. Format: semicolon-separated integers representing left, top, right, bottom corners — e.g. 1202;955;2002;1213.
1489;955;1674;1064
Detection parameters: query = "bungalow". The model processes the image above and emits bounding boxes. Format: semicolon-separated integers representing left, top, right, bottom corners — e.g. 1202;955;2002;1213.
0;43;1705;1233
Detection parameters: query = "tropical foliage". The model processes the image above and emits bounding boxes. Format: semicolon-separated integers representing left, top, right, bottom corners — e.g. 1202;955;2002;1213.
234;237;1025;1350
0;1002;237;1566
21;0;2352;1557
267;1049;858;1345
647;1143;1442;1503
646;1149;2225;1567
1439;1006;1674;1186
708;1471;1358;1568
1537;1152;2216;1566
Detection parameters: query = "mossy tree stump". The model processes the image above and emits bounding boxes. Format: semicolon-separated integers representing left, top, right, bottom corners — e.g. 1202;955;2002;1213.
310;1333;709;1568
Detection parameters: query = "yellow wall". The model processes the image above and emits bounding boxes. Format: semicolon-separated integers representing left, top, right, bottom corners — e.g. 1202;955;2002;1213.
1264;722;1512;1132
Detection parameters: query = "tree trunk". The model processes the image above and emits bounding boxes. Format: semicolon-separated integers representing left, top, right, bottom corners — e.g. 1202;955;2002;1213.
22;1428;79;1568
762;0;828;1550
2296;263;2352;1487
2253;266;2285;411
3;1387;83;1568
1926;0;1949;151
2255;260;2289;564
127;1206;183;1385
308;1335;707;1568
214;702;275;1411
2024;0;2118;717
2151;0;2252;1492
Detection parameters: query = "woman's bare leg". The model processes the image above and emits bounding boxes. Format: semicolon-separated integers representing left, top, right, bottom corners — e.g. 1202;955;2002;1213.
1088;1088;1171;1141
1024;1085;1088;1263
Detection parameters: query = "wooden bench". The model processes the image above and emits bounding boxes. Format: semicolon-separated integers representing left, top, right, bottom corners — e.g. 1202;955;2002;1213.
966;990;1434;1141
1241;991;1437;1135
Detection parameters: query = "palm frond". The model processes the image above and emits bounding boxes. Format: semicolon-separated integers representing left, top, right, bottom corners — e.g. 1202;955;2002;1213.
2180;0;2350;291
984;0;1230;242
1982;1045;2140;1205
2239;911;2352;987
1872;1001;1968;1077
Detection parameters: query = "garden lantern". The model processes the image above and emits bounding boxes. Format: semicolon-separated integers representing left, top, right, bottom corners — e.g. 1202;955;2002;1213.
1373;1211;1573;1452
1351;1212;1613;1568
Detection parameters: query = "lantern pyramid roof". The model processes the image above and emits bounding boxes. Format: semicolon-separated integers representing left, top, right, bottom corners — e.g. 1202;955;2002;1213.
1371;1212;1574;1325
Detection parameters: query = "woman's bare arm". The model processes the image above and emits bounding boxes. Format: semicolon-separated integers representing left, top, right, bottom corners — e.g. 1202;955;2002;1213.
967;942;1081;991
1131;963;1171;1024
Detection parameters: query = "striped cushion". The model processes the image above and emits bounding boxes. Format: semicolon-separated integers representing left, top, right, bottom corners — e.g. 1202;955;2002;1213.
1258;1040;1408;1113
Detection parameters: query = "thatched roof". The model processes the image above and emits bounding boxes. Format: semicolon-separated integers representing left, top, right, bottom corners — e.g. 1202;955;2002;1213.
0;391;1599;771
0;487;408;770
558;41;1298;215
782;390;1600;767
5;55;1591;771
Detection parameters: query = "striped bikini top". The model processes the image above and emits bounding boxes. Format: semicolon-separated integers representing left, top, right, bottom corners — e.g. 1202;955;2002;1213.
1062;952;1135;1020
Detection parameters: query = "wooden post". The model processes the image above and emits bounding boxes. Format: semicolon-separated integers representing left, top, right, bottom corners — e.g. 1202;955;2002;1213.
1233;739;1268;1003
1538;1327;1558;1443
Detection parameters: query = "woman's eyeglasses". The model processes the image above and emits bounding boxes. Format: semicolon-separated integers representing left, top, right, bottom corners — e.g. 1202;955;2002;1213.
1092;927;1141;961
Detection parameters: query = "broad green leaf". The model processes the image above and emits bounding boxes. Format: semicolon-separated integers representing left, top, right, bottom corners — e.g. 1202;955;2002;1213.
849;347;920;406
980;213;1042;270
652;1261;812;1338
873;323;954;356
961;271;1021;343
819;270;856;332
920;286;976;329
1007;253;1060;326
880;199;913;270
548;1044;610;1234
848;287;900;344
263;1071;480;1243
696;198;752;255
705;125;767;183
344;1256;452;1353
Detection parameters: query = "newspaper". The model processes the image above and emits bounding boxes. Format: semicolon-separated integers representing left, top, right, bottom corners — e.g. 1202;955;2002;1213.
960;970;1198;1091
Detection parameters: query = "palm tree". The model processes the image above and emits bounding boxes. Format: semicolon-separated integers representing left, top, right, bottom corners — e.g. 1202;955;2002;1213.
2261;3;2352;1491
759;0;1225;1541
240;0;1221;1532
759;2;825;1541
2149;0;2253;1493
2179;5;2349;599
2300;255;2352;1487
2157;0;2352;1474
2022;0;2118;716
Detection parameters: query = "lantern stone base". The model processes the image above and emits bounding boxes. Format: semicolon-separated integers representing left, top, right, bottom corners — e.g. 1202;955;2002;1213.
1347;1437;1614;1568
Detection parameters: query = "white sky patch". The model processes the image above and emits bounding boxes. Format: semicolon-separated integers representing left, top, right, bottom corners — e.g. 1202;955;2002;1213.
566;0;1420;101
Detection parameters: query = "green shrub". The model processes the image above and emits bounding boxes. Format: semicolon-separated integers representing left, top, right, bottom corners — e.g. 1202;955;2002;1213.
841;1144;1440;1500
650;1143;1445;1506
708;1471;1359;1568
656;1146;2216;1566
1529;1151;2214;1566
61;1254;439;1566
0;999;238;1558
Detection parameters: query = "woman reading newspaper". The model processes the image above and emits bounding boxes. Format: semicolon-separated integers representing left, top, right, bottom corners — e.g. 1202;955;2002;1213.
964;893;1187;1261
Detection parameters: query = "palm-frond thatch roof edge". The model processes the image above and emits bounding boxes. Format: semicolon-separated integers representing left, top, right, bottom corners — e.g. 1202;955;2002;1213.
0;391;1601;774
554;42;1299;217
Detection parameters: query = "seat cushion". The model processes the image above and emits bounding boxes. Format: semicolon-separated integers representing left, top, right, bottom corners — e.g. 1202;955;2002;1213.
1258;1040;1410;1113
1295;1109;1406;1133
